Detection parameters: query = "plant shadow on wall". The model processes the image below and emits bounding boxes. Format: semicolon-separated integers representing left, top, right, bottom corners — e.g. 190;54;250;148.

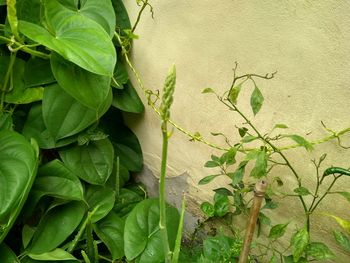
1;1;350;263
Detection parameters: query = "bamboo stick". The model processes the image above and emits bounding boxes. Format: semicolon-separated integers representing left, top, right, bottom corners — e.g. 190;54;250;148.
238;180;268;263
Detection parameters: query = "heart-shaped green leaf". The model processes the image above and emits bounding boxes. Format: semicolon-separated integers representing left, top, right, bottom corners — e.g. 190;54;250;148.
112;81;144;113
0;130;38;242
16;0;42;24
42;83;112;140
24;57;55;88
18;0;116;76
113;0;131;31
111;59;128;89
100;108;143;171
85;185;115;223
58;0;115;37
28;201;86;254
0;56;44;104
59;139;114;185
93;211;125;260
77;0;116;37
0;112;13;131
124;198;179;262
113;188;144;217
0;243;20;263
51;53;112;109
22;104;78;149
31;159;84;203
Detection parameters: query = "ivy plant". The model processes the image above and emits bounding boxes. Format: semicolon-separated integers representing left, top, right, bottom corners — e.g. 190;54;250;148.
0;0;148;262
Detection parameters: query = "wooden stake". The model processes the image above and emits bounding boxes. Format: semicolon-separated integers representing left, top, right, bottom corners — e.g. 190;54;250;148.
238;180;268;263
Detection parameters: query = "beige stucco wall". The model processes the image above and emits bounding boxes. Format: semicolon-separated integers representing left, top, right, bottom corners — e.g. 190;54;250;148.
123;1;350;261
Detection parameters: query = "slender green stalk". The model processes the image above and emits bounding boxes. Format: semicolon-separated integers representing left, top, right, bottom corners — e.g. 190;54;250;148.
131;0;153;33
158;65;177;262
81;250;92;263
0;52;16;111
86;220;96;263
115;157;120;198
308;161;322;218
310;176;340;213
172;195;186;263
0;36;50;59
67;207;98;253
160;121;171;262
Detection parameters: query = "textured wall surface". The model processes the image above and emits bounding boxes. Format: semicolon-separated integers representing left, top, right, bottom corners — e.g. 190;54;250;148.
123;1;350;261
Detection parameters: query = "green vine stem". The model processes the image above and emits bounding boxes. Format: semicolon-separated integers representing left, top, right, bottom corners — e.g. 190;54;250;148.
309;175;341;213
0;51;16;111
131;0;154;33
67;206;98;254
0;36;50;59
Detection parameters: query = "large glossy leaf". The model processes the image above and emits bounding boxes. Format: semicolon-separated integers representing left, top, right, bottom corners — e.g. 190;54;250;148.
28;201;86;254
59;139;114;185
18;0;116;76
28;159;84;210
93;211;125;260
112;81;144;113
50;53;111;110
0;243;20;263
0;130;38;242
24;57;55;87
124;198;179;262
85;185;115;223
58;0;115;37
113;188;144;217
113;0;131;31
0;112;13;131
0;56;44;104
111;59;128;89
22;104;78;149
42;83;112;140
100;108;143;171
16;0;42;24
